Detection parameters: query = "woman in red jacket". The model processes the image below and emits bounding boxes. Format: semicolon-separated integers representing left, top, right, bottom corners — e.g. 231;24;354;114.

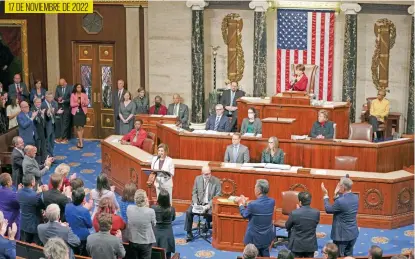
290;64;309;91
120;118;148;149
70;83;89;149
93;197;126;236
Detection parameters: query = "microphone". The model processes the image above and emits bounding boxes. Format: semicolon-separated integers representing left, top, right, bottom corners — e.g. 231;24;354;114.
290;79;298;90
152;155;161;169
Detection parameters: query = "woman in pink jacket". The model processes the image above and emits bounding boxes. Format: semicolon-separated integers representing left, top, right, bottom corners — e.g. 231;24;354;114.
70;83;89;148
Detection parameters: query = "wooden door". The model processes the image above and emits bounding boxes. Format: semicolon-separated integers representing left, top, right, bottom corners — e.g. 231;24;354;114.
73;43;115;139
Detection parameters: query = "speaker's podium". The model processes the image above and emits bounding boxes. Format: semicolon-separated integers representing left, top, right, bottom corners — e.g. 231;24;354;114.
271;91;310;105
144;168;171;205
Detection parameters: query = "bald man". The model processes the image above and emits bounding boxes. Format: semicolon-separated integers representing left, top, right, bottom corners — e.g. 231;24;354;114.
167;94;189;128
17;101;37;146
22;145;53;187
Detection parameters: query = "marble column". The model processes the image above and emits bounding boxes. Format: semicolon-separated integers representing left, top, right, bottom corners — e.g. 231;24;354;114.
45;14;60;94
125;5;141;92
186;0;208;123
407;5;414;134
341;3;361;123
249;0;268;97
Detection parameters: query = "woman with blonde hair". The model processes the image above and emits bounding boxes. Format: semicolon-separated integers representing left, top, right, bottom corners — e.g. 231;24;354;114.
310;109;334;139
48;163;76;192
151;143;174;203
261;137;284;164
92;197;125;236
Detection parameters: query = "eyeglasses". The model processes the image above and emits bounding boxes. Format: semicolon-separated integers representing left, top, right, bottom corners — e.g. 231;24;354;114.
216;108;223;111
268;142;274;144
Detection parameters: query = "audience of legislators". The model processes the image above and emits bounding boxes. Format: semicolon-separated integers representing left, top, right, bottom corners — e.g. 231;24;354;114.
238;179;275;257
290;64;308;91
322;177;359;256
43;237;70;259
224;133;250;163
6;97;20;129
151;143;175;203
149;95;167;115
368;245;383;259
8;73;29;102
134;87;149;114
0;211;17;259
42;91;60;157
205;103;231;132
261;136;285;164
185;165;221;242
22;145;53;187
11;136;25;187
30;79;46;105
243;244;259;259
369;89;390;140
0;173;21;240
43;173;72;222
310;109;334;139
55;78;73;144
90;174;120;217
48;163;74;192
87;213;126;259
240;107;262;135
286;191;320;258
277;249;295;259
17;101;36;146
127;189;156;259
167;93;189;128
119;182;137;223
113;79;127;134
92;197;125;235
31;97;47;163
322;242;339;259
119;91;136;135
121;118;147;148
220;81;245;131
70;83;89;149
152;189;176;259
17;174;44;245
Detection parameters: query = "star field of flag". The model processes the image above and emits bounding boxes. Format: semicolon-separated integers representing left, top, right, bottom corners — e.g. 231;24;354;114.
277;10;308;50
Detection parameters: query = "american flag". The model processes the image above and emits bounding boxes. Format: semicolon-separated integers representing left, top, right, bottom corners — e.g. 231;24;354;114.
276;9;335;101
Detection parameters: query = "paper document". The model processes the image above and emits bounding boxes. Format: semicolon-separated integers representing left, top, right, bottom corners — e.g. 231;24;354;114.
265;164;291;170
242;163;266;168
111;138;120;143
163;115;177;118
150;114;163;117
315;170;327;175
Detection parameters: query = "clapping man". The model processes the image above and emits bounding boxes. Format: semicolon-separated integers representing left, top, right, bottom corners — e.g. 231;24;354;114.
42;91;62;158
17;101;37;146
22;145;53;188
32;97;47;163
8;73;29;102
55;78;73;144
0;211;17;259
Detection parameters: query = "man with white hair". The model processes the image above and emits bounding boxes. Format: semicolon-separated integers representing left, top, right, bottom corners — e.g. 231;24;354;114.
205;103;231;132
43;237;70;259
22;145;53;187
38;204;80;258
167;94;189;128
321;177;359;257
0;211;18;259
31;97;47;162
42;91;62;158
243;244;259;259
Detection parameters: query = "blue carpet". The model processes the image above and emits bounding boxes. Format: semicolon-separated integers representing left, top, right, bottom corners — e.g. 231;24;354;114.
42;139;415;259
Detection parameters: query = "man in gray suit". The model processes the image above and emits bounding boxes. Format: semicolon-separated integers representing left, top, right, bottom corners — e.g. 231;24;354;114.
113;79;127;134
185;165;222;241
87;213;126;259
167;93;189;128
224;133;250;163
38;204;80;259
22;145;53;187
8;73;29;102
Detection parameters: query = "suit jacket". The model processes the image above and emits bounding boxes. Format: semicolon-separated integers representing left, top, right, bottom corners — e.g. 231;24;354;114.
261;148;284;164
54;85;73;108
310;120;334;139
121;128;147;148
167;103;189;127
17;187;43;234
30;106;46;141
113;88;127;120
239;195;275;248
70;93;89;115
220;89;245;116
87;231;126;259
224;144;250;163
286;205;320;253
191;175;221;207
133;96;149;114
43;189;71;222
151;156;174;188
22;155;49;186
126;206;156;244
240;118;262;135
11;148;24;186
324;192;359;241
17;111;36;145
0;235;15;259
8;82;29;100
41;100;58;136
0;187;20;240
29;88;46;104
149;104;167;115
38;221;80;258
205;115;230;132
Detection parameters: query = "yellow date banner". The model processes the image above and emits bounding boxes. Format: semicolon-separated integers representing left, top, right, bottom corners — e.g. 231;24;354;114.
5;0;93;13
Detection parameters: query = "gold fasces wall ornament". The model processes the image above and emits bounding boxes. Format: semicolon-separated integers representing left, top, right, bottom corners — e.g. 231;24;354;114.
371;18;396;91
221;13;245;83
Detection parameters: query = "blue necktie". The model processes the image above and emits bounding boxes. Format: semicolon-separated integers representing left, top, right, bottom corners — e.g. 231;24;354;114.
214;116;220;131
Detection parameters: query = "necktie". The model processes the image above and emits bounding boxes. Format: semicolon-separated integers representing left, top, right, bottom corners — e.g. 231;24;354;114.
119;90;122;100
233;145;238;163
132;130;139;142
16;84;20;91
214;116;220;131
62;87;65;96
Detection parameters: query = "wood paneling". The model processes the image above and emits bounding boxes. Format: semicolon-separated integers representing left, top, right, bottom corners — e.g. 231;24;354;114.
262;119;297;139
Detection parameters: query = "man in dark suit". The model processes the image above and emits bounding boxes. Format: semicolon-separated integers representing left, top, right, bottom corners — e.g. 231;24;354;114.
54;78;73;144
184;166;222;241
0;211;17;259
220;81;245;131
11;136;24;188
43;173;72;222
238;179;275;257
205;104;231;132
286;191;320;258
31;97;47;163
167;94;189;128
42;92;61;158
321;177;359;257
8;73;29;102
113;79;127;134
17;101;36;146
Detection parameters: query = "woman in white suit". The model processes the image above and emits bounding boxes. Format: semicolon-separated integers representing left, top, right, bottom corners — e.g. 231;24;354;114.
151;143;174;203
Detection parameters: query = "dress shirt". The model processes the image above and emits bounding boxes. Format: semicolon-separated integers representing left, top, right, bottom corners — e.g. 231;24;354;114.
174;104;180;116
203;179;209;204
230;91;235;105
62;86;66;96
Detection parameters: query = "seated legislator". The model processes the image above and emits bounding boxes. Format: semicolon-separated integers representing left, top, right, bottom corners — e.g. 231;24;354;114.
224;133;250;163
240;107;262;135
151;143;174;203
261;137;284;164
120;119;147;149
369;90;390;140
205;104;230;132
184;166;221;242
290;64;308;91
310;110;334;139
149;95;167;115
237;179;275;257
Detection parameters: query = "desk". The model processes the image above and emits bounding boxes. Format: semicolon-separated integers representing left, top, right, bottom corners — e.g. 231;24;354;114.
135;114;177;150
387;112;401;138
237;97;350;139
102;135;414;230
262;118;297;139
157;123;414;172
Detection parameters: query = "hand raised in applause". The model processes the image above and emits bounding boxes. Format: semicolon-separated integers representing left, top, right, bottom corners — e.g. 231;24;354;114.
8;223;17;240
0;219;8;236
321;182;328;196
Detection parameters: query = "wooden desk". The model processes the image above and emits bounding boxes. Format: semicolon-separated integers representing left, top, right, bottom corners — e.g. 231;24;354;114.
102;135;414;230
135;114;177;150
262;118;297;139
237;97;350;139
387;112;401;137
157;123;414;172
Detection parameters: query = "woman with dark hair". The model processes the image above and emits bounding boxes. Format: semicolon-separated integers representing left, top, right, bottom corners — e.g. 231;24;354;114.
151;189;176;259
6;97;20;129
240;107;262;135
90;174;119;218
29;79;46;104
119;91;136;135
119;183;137;222
133;87;149;114
70;83;89;148
93;197;126;236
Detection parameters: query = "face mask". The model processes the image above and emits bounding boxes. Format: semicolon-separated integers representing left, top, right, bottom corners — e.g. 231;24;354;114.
248;113;254;119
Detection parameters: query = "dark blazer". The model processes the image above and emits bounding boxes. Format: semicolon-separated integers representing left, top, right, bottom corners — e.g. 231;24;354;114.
286;205;320;253
0;235;16;259
239;195;275;249
17;187;43;234
41;100;58;136
42;189;71;222
220;89;245;107
133;96;149;114
205;115;230;132
324;192;359;242
310;120;334;139
17;111;36;145
8;82;29;100
167;103;189;127
38;221;80;258
54;85;73;108
30;88;47;104
261;148;284;164
11;148;24;187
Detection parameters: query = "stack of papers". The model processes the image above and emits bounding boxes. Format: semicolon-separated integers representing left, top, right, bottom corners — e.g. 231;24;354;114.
242;163;266;168
265;164;291;170
291;135;308;140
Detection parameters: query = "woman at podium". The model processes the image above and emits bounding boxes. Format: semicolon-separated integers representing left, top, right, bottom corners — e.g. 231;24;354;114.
261;137;284;164
151;143;174;203
290;64;308;91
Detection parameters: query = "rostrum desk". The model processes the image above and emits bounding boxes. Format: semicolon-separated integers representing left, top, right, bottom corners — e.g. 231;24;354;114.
156;123;414;173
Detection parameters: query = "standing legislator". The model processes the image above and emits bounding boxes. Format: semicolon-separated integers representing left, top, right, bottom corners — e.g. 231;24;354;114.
220;81;245;131
55;78;73;144
8;73;29;102
151;144;174;203
167;94;189;128
113;79;127;134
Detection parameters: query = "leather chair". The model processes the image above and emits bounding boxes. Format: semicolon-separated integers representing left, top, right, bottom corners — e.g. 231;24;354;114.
290;64;319;93
273;191;299;243
147;131;156;141
349;123;373;142
360;97;388;138
142;138;154;154
335;156;358;171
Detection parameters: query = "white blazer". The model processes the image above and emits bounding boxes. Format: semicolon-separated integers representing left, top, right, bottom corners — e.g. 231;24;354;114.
151;156;174;188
